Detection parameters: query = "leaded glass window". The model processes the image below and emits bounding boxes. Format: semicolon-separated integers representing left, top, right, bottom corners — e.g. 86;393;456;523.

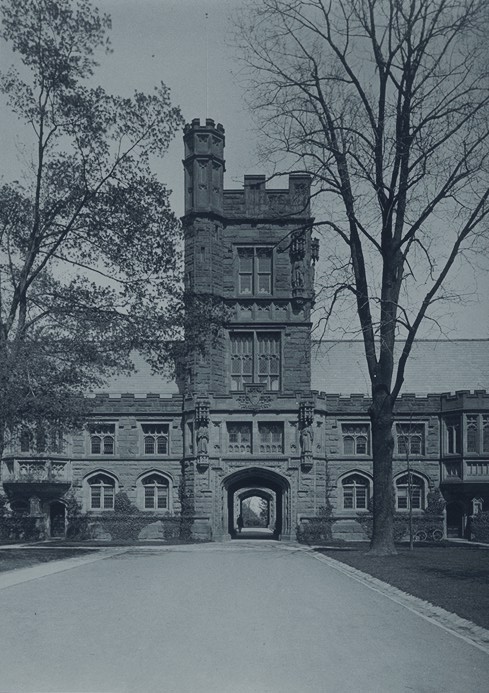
227;423;252;453
341;424;370;455
258;423;284;453
142;424;169;455
237;247;272;295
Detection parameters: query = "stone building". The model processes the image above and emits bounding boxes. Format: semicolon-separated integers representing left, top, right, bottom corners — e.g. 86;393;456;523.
2;118;489;541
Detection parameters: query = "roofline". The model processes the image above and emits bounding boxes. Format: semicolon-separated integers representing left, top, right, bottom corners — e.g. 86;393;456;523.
312;338;489;344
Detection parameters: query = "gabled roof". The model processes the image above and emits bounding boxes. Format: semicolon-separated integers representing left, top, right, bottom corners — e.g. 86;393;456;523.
311;339;489;395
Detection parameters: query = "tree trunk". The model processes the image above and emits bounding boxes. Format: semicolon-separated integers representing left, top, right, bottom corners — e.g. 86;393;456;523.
369;390;396;555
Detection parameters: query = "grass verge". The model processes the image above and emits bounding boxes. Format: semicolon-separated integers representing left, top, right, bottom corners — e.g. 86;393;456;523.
315;543;489;629
0;548;96;573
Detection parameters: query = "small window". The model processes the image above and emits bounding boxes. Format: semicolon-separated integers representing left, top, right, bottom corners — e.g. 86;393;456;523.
88;474;115;510
342;474;370;510
20;428;32;453
483;416;489;453
466;415;479;453
341;424;370;455
89;424;115;455
142;474;169;510
142;424;169;455
446;417;461;454
395;473;425;511
258;423;284;454
227;423;252;453
237;247;272;295
396;424;425;456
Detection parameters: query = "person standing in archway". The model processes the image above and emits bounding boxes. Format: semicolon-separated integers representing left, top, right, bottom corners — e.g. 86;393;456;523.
237;513;244;533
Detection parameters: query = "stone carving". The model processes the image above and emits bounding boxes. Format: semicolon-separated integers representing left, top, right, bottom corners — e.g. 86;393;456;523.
299;400;315;468
300;424;314;455
197;425;209;456
195;399;210;470
292;261;304;290
236;384;274;411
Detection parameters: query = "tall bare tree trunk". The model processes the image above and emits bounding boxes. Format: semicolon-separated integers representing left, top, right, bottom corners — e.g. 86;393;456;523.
370;390;396;555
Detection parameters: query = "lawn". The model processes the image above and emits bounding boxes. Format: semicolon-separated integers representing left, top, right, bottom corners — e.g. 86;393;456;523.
0;548;96;573
315;543;489;629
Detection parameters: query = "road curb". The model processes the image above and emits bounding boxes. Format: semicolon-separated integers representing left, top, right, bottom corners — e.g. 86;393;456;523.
304;548;489;655
0;548;129;591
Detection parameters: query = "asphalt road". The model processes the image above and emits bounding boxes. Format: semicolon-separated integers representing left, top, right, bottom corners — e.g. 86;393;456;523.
0;542;487;693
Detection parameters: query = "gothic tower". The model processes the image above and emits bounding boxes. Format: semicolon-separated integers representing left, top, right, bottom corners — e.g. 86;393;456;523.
182;117;316;397
182;117;318;540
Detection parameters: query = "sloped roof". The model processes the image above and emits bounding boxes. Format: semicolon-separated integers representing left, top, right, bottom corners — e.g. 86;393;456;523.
93;355;178;395
94;339;489;396
311;339;489;395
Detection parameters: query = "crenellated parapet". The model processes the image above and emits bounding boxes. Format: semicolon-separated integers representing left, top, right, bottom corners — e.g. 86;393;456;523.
85;392;183;415
315;390;489;415
223;174;311;221
441;390;489;411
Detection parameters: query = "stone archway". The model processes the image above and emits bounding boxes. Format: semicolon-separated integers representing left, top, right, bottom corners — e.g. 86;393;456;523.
236;488;275;533
222;467;291;540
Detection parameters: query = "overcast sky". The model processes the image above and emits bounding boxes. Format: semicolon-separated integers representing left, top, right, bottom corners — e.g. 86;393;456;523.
1;0;488;338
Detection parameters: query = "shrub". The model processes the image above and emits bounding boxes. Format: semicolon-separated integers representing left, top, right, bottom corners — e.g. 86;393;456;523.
359;513;443;542
65;493;90;540
471;511;489;543
296;517;333;545
425;488;446;515
0;514;46;541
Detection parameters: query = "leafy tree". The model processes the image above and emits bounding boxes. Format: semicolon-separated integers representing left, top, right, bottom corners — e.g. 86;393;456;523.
234;0;489;554
0;0;184;455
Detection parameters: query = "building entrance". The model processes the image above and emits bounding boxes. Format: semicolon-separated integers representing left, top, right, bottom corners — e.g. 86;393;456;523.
446;502;465;538
49;501;66;538
223;467;291;540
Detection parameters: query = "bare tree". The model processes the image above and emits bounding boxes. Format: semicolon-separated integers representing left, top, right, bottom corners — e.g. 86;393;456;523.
234;0;489;554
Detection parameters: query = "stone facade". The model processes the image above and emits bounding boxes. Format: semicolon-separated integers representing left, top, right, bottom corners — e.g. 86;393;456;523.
2;118;489;542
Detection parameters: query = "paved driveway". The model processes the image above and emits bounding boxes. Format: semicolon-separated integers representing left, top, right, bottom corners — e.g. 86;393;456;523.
0;542;487;692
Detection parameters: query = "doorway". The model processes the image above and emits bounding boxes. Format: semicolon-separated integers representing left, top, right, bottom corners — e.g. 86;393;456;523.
49;501;66;538
446;502;465;538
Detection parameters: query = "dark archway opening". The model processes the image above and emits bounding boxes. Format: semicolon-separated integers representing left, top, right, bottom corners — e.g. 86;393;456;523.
225;468;289;540
49;501;66;538
446;502;465;538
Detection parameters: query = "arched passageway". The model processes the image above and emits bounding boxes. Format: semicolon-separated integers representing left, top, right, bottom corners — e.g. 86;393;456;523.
223;468;291;540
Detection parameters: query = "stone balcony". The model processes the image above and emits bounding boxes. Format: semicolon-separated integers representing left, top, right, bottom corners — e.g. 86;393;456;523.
2;458;72;500
441;458;489;483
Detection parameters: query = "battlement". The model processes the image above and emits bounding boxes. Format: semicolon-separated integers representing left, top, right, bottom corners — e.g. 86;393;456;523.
315;390;489;414
184;117;225;135
441;389;489;411
223;173;311;220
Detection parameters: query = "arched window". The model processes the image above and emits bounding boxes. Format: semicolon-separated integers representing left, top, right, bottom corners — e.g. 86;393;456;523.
88;474;115;510
341;474;370;510
395;473;425;511
466;416;478;453
140;474;170;511
20;428;32;453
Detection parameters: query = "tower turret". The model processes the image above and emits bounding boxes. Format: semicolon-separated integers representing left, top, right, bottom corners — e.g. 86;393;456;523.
183;118;225;217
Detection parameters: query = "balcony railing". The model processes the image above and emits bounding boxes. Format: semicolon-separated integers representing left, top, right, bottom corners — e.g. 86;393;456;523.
2;458;72;484
441;459;489;482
